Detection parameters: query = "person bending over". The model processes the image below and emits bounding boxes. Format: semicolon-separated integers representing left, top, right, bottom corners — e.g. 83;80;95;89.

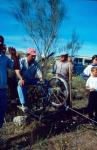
15;48;43;112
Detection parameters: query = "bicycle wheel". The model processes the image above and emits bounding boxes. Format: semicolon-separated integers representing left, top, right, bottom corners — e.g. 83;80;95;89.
48;76;69;107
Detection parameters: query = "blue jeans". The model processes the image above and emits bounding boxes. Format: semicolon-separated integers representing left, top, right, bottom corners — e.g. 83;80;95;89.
0;89;7;128
17;79;38;105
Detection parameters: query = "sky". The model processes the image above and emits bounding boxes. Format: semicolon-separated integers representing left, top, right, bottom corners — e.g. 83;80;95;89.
0;0;97;57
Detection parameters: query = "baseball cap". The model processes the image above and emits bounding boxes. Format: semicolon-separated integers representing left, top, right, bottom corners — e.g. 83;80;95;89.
27;48;36;56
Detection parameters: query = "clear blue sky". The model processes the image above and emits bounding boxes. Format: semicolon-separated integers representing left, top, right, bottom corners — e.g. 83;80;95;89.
0;0;97;56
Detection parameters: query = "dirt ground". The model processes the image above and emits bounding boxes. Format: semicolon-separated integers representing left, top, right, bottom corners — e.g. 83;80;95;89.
1;100;97;150
1;76;97;150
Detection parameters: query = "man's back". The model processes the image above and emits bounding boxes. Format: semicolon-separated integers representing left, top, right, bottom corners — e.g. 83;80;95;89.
0;54;13;88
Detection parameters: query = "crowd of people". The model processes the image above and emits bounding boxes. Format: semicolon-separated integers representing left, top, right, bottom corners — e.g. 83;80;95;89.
0;35;97;131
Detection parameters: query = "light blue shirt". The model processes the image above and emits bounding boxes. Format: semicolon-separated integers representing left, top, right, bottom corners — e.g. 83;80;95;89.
0;54;13;89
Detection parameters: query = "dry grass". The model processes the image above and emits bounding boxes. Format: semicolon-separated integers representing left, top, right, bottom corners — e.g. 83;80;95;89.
1;76;97;150
32;128;97;150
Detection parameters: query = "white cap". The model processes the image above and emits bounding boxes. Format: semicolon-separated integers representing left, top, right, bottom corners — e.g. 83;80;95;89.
60;51;68;56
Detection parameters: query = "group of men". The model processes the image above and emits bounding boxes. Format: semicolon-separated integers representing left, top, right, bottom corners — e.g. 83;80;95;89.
0;35;72;129
1;35;97;129
0;36;45;128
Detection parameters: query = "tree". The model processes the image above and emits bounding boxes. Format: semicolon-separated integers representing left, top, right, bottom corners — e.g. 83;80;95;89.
66;30;82;57
9;0;67;78
9;0;66;56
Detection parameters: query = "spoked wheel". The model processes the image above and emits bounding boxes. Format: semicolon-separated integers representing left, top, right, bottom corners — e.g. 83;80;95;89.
48;76;69;108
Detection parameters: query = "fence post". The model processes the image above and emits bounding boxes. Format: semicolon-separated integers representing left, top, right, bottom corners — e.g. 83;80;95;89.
68;59;73;108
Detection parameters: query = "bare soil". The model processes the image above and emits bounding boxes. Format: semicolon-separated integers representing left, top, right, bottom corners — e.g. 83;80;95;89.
1;76;97;150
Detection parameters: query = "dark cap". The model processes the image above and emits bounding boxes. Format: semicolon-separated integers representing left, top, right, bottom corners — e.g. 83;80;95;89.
92;55;97;61
0;35;4;44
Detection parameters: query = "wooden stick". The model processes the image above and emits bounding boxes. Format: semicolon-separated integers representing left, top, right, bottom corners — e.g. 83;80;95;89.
68;60;73;107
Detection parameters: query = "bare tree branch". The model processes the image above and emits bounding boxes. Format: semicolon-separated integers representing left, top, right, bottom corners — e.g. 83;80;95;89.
66;30;82;57
9;0;67;77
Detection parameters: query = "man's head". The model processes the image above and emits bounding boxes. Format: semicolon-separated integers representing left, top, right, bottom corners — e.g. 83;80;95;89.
27;48;37;62
60;52;68;62
8;47;16;54
0;35;4;45
8;47;17;58
92;55;97;65
0;35;5;54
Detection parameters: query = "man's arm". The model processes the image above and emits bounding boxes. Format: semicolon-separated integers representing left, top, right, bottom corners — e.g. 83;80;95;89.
82;65;91;80
15;69;24;86
12;56;25;86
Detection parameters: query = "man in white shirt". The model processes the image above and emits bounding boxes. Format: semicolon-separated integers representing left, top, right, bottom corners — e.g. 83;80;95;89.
83;55;97;80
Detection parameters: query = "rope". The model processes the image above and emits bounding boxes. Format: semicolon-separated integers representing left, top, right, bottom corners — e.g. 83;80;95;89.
66;106;97;124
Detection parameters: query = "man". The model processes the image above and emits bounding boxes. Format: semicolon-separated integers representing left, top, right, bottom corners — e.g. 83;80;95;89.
83;55;97;80
8;47;20;99
53;52;73;106
0;35;13;128
53;52;72;81
15;48;43;112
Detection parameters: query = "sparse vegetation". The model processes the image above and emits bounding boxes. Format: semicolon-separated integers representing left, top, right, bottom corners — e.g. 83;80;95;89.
1;76;97;150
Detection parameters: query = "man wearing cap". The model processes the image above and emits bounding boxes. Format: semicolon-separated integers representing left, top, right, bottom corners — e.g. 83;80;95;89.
53;52;73;106
15;48;43;112
82;55;97;80
53;52;72;81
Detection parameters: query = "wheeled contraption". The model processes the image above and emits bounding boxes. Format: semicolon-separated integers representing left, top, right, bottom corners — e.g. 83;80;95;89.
27;76;69;113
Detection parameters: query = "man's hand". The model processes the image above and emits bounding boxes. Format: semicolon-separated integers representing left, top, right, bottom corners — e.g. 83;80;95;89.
39;78;44;84
18;79;25;86
15;70;24;86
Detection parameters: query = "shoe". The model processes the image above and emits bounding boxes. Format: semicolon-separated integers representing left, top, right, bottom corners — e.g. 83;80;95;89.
17;105;28;113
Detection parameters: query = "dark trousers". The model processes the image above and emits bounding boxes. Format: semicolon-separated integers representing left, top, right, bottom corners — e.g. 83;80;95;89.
88;91;97;120
8;76;18;99
0;89;7;128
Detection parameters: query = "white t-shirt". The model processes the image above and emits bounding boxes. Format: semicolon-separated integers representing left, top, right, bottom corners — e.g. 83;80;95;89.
83;64;97;77
86;76;97;90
